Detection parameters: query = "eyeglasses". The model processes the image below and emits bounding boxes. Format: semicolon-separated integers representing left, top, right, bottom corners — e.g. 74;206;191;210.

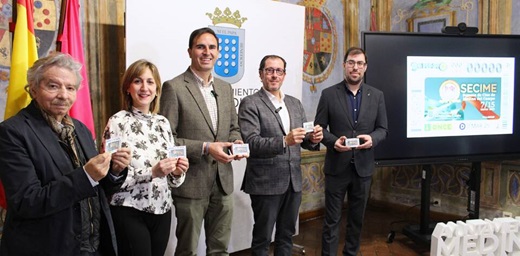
346;60;366;68
263;67;285;76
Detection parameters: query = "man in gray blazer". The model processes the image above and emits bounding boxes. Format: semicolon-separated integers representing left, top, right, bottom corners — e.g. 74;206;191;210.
315;47;388;256
238;55;323;256
159;27;245;256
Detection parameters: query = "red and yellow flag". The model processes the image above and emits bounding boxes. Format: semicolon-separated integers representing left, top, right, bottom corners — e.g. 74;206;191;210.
4;0;39;120
1;0;39;209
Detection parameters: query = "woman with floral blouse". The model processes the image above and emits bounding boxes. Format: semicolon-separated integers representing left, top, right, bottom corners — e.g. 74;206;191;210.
102;59;189;256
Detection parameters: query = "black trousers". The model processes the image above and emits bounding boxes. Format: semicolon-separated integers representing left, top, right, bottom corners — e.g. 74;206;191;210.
110;206;171;256
321;163;372;256
250;184;302;256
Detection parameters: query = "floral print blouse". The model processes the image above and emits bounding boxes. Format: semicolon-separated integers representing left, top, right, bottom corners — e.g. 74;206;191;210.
102;108;185;214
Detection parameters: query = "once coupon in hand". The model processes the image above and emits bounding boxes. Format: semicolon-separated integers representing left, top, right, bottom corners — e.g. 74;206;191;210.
232;143;250;156
168;146;187;158
303;121;314;133
105;137;122;153
345;138;360;148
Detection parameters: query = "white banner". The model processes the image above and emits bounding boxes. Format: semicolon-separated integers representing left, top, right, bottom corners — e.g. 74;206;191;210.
126;0;304;253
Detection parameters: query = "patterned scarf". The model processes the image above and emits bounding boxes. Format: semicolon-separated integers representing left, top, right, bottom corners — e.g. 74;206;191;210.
38;106;81;168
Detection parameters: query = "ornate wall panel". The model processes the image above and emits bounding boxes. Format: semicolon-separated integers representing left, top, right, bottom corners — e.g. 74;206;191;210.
300;150;326;214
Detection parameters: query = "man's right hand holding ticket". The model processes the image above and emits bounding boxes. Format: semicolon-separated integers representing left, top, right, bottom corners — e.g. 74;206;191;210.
285;127;307;146
334;136;351;152
309;125;323;144
208;142;236;164
84;152;113;182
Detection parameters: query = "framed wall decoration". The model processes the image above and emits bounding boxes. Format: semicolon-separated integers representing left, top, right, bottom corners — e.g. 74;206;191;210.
407;5;456;32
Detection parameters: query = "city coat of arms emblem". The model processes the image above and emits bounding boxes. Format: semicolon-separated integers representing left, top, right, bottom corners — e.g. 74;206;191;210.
207;7;247;84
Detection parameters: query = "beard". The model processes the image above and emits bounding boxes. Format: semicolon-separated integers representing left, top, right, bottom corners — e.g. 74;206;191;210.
346;75;363;86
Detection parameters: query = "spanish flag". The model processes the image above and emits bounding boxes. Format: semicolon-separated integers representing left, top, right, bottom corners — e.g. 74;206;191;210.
4;0;38;120
1;0;39;209
57;0;96;139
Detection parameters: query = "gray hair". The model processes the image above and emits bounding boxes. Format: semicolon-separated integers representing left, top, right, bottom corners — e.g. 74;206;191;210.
25;52;83;97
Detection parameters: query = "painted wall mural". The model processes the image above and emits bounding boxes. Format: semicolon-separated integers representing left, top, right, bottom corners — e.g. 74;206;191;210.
0;0;58;120
513;1;520;34
392;0;478;32
280;0;345;122
302;3;337;93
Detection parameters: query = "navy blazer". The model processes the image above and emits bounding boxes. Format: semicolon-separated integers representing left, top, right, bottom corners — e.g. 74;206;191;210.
0;101;125;256
315;81;388;177
238;89;319;195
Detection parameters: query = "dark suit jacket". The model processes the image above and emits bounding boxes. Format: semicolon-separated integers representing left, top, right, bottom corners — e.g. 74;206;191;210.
0;101;125;256
315;81;388;177
238;89;319;195
159;68;242;199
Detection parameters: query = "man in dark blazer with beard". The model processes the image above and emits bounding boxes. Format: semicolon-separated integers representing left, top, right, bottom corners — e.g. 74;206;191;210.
238;55;323;256
315;47;388;256
0;53;131;255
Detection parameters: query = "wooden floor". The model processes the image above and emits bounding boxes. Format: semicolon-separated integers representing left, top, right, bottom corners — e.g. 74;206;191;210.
231;203;432;256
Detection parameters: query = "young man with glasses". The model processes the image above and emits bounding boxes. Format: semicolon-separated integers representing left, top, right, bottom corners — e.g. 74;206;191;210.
315;47;388;256
238;55;323;255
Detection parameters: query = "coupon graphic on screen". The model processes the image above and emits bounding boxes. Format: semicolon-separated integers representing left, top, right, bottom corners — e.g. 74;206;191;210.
424;77;501;121
407;56;514;138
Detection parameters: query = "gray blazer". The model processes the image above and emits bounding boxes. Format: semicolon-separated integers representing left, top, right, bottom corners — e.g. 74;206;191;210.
238;89;319;195
159;68;242;199
315;81;388;177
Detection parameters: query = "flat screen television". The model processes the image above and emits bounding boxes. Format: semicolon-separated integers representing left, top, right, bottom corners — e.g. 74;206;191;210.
362;32;520;166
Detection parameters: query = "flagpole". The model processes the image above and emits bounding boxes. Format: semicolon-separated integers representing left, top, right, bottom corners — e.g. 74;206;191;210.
9;1;16;33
